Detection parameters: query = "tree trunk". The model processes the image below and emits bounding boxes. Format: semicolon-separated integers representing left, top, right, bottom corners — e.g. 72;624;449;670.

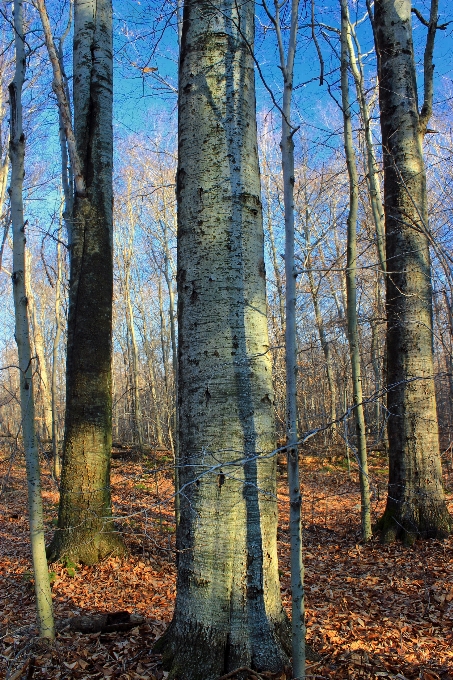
341;0;372;542
9;0;55;638
303;211;337;435
52;219;63;479
123;193;144;450
374;0;451;542
47;0;125;564
25;250;53;443
156;1;290;676
344;10;386;275
161;222;180;523
271;0;306;673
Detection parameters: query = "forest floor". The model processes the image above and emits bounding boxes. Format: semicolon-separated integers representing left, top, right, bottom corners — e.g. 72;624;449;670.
0;445;452;680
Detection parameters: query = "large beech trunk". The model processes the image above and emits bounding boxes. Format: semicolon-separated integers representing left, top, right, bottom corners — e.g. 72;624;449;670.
374;0;451;542
156;0;290;677
47;0;125;564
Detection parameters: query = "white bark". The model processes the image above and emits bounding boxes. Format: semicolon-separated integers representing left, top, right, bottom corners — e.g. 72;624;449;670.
264;0;305;673
9;0;54;639
345;10;386;274
34;0;85;197
341;0;372;542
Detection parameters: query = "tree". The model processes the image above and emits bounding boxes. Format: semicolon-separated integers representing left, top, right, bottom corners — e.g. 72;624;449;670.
340;0;371;542
261;0;306;674
40;0;126;563
373;0;451;542
9;0;54;638
155;0;290;676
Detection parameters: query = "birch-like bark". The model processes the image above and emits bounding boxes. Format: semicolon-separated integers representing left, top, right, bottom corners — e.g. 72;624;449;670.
374;0;451;542
264;0;306;673
47;0;125;564
9;0;54;639
34;0;85;198
340;0;372;542
344;9;386;275
156;0;290;675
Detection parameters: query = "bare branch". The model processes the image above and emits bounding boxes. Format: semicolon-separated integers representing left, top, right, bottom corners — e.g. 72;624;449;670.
33;0;86;197
419;0;438;134
311;0;324;85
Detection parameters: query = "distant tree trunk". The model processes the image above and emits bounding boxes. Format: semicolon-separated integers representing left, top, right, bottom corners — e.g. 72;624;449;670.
155;0;290;675
160;221;179;522
0;80;8;222
47;0;125;564
9;0;54;638
341;0;372;542
374;0;451;542
137;305;164;446
303;210;337;434
25;250;53;443
344;7;386;275
123;190;144;449
52;219;63;478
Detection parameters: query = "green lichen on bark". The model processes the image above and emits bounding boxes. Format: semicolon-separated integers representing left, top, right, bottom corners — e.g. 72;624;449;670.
47;0;125;564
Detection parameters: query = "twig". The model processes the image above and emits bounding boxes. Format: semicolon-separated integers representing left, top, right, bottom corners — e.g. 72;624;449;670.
218;667;264;680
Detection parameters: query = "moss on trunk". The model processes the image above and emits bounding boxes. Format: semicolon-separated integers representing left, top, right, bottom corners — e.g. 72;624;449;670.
47;0;125;564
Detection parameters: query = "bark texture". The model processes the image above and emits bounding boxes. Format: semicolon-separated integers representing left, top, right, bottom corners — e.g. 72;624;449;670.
47;0;125;564
374;0;451;542
341;0;372;542
157;1;290;677
9;0;55;638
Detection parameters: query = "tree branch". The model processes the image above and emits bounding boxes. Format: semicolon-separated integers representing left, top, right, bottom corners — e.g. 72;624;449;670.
419;0;438;135
311;0;324;85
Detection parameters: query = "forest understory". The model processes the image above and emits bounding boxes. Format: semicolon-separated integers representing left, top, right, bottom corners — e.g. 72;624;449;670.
1;447;452;680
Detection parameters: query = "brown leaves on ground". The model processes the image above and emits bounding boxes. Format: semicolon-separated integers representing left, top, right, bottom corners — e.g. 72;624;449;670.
0;448;452;679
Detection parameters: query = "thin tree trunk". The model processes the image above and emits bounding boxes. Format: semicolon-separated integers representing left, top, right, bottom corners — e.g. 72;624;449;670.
52;218;63;478
303;209;337;435
0;79;9;222
138;307;164;446
374;0;451;542
9;0;55;638
344;10;386;275
262;0;305;673
125;278;144;449
124;192;144;450
156;0;290;675
341;0;372;542
46;0;125;564
161;222;180;523
25;250;53;443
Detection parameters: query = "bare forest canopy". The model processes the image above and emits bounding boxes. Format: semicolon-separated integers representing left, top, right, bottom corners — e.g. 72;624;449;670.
1;0;453;678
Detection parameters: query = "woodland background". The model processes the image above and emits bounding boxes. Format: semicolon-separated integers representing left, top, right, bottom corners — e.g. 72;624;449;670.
0;0;453;678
